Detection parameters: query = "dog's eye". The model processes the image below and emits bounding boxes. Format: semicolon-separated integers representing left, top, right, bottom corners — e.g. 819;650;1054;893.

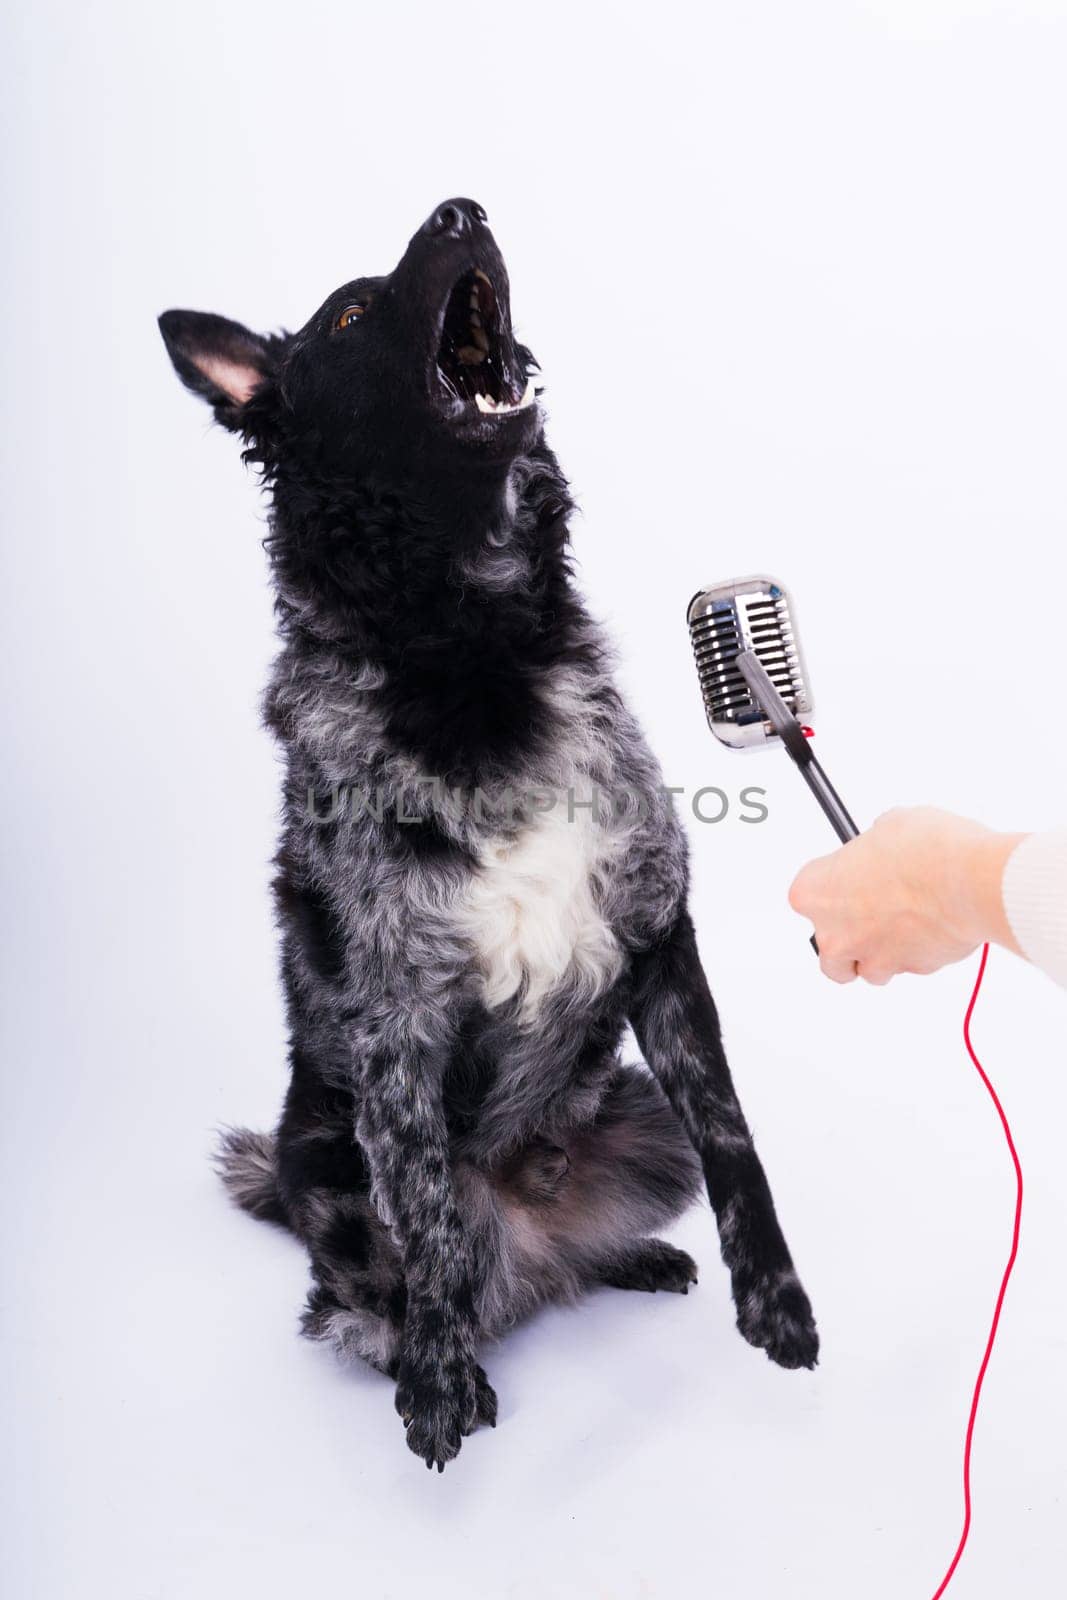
336;304;366;330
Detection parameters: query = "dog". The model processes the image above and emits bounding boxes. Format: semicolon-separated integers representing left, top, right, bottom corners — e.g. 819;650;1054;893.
159;198;818;1472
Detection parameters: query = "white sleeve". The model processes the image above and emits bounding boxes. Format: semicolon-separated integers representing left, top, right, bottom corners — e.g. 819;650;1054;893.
1002;828;1067;990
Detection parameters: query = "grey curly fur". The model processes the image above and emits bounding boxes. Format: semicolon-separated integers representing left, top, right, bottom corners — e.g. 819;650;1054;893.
162;197;817;1472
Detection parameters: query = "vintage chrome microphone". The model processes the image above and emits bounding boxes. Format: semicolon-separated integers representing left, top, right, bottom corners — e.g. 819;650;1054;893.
686;575;859;844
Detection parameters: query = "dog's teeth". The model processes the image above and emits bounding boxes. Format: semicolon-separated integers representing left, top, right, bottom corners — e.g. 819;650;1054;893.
473;379;536;417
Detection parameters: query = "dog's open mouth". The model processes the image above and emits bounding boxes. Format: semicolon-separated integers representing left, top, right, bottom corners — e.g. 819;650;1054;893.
435;269;535;417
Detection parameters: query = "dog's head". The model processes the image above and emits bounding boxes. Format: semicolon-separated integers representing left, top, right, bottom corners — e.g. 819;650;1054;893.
159;199;541;482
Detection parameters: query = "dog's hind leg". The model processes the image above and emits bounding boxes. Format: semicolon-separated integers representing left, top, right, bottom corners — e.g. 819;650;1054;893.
592;1238;699;1294
278;1063;411;1376
544;1065;704;1254
486;1067;703;1309
294;1191;407;1378
214;1092;406;1372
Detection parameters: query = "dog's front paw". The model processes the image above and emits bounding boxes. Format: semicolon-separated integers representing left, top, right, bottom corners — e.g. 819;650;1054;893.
735;1271;819;1370
395;1355;497;1471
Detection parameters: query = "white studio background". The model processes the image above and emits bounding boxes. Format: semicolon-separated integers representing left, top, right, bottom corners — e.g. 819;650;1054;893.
3;2;1066;1596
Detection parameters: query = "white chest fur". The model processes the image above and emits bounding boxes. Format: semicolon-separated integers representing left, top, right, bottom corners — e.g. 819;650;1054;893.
455;790;623;1022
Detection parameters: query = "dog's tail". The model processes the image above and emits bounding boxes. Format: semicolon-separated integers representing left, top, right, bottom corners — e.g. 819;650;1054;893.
213;1127;290;1228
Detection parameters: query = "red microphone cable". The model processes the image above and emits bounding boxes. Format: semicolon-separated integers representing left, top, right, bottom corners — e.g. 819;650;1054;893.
929;944;1024;1598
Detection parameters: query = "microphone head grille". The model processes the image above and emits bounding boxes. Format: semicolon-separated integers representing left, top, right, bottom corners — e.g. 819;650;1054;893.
686;575;813;749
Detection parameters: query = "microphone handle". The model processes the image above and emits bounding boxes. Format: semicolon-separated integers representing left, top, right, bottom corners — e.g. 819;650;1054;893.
795;753;858;958
798;752;860;844
733;649;859;955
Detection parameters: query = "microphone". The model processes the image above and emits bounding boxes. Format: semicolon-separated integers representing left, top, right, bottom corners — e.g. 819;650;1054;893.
686;574;859;845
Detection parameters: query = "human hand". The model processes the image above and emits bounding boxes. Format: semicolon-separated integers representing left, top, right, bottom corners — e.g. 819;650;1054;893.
788;807;1025;985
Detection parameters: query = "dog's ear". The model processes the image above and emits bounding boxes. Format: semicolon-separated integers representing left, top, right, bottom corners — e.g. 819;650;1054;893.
158;309;274;427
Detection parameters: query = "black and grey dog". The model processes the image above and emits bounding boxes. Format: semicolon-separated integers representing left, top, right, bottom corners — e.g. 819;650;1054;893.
160;198;818;1472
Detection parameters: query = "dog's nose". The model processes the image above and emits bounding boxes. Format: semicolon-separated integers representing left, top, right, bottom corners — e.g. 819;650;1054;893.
422;198;488;239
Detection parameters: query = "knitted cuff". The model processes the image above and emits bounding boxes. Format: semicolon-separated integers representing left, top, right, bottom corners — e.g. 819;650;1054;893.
1002;828;1067;990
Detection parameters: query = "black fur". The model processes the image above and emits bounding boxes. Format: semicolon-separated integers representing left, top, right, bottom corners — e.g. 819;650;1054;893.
166;198;818;1472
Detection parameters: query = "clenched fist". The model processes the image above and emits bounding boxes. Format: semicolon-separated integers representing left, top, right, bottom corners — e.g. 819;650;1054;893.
788;807;1025;986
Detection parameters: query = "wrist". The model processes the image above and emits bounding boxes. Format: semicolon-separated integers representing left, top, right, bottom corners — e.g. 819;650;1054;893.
953;830;1026;954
